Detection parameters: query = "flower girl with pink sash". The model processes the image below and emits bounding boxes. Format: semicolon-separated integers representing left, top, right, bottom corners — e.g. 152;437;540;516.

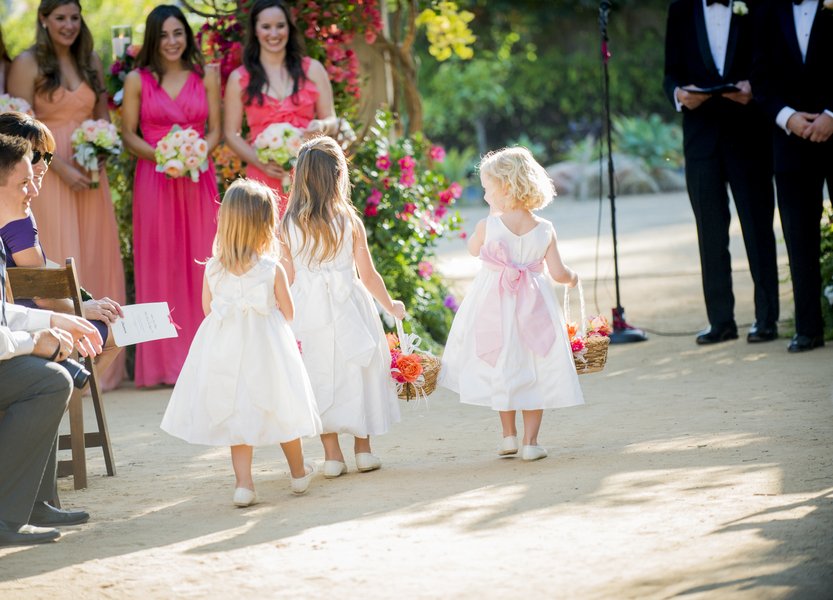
440;147;584;461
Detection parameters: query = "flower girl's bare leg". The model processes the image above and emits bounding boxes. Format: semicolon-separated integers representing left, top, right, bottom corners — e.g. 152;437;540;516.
499;411;518;437
230;445;254;490
280;438;308;478
354;435;372;454
521;410;543;446
320;433;345;463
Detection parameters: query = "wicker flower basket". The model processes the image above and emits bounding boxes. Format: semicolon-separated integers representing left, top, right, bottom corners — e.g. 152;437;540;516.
564;283;610;375
393;319;441;401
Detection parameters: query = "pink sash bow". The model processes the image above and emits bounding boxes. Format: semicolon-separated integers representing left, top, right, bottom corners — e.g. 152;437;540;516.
475;241;556;367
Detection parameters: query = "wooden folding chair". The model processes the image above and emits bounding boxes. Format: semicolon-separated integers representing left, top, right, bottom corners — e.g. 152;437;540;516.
6;258;116;490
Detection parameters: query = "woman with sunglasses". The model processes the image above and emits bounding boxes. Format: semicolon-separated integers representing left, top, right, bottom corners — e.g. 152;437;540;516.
6;1;126;379
0;110;125;389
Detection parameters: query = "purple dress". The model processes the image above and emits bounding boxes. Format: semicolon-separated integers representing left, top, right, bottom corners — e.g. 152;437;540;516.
0;214;108;343
132;68;219;387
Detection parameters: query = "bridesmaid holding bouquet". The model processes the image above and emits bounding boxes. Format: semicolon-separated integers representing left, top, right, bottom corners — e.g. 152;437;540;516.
223;0;338;214
7;0;126;389
122;5;221;387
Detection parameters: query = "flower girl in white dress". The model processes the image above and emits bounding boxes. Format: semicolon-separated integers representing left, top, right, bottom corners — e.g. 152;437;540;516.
279;136;406;479
161;179;322;505
440;147;584;461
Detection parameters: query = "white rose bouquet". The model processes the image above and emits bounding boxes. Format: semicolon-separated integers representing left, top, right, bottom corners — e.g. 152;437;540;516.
0;94;33;115
253;123;303;188
70;119;122;189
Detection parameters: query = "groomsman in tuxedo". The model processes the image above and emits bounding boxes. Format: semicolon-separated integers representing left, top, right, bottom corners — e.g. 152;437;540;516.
664;0;780;345
752;0;832;352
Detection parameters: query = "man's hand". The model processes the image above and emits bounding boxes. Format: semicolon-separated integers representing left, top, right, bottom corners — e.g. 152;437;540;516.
49;313;103;358
786;112;819;137
676;86;708;110
723;80;753;105
803;112;833;143
32;328;73;361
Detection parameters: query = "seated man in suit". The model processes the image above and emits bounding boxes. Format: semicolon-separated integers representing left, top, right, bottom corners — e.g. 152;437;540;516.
0;133;103;546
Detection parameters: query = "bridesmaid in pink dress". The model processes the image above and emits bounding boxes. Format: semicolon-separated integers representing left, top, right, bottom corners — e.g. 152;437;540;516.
224;0;338;215
121;5;221;387
8;0;126;389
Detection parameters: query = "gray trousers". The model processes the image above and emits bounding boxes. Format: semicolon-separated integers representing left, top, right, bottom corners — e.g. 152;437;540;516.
0;356;72;525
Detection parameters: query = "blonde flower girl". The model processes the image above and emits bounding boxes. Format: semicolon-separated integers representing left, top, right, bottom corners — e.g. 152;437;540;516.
161;179;322;505
440;147;584;461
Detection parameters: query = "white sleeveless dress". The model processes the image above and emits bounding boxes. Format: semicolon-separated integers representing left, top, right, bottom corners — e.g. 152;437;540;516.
286;218;400;437
161;256;322;446
440;216;584;411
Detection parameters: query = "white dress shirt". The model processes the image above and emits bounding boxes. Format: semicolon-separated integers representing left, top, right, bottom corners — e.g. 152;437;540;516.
774;0;833;132
675;0;733;111
0;304;52;361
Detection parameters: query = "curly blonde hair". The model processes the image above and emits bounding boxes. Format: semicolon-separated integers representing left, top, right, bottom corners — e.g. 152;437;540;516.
478;146;555;211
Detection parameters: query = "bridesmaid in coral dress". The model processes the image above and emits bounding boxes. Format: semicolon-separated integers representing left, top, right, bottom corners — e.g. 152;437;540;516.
224;0;338;215
121;5;221;387
8;0;126;389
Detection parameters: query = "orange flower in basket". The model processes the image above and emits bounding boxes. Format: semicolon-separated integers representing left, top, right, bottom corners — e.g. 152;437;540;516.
386;332;400;351
394;353;423;383
567;321;579;340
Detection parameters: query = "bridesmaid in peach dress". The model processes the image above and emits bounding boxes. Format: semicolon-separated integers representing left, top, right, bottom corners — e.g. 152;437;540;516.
224;0;338;215
8;0;126;389
121;5;221;387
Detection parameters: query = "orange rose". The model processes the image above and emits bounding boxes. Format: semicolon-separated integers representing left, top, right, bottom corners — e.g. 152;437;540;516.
395;354;423;383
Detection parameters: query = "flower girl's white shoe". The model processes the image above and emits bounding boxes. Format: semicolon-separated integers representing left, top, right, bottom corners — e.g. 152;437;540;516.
521;445;548;461
233;487;257;507
323;460;348;478
290;463;315;495
499;435;519;456
355;453;382;472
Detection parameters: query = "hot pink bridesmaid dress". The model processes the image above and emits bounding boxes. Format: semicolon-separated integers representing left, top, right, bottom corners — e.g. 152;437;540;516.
33;83;127;390
132;69;219;387
234;57;318;214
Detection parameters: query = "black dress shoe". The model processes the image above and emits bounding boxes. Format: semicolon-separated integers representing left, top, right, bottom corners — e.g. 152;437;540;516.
787;334;825;353
696;324;739;345
747;322;778;343
0;519;60;546
28;502;90;527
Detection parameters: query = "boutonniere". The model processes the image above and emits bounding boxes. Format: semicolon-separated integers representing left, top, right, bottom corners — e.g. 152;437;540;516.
823;0;833;11
732;1;749;16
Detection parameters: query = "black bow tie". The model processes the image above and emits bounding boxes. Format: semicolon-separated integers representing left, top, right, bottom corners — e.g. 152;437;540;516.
706;0;730;6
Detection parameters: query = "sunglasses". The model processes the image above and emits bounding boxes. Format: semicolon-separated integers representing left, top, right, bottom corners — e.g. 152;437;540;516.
32;150;54;166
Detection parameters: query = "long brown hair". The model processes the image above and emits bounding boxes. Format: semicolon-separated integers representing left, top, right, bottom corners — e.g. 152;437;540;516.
35;0;103;99
280;136;361;265
0;26;11;64
243;0;306;106
135;5;203;85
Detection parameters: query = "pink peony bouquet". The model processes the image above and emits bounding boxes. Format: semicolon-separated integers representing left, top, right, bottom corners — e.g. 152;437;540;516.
70;119;122;188
253;123;303;188
154;125;209;183
0;94;33;115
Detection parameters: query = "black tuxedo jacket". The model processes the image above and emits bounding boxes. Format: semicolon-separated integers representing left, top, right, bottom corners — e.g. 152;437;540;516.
752;0;833;171
664;0;769;159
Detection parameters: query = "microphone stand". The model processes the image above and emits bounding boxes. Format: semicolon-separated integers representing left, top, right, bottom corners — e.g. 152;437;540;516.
599;0;647;344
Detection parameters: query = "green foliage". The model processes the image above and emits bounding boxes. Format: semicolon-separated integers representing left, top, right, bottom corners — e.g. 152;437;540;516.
419;2;673;163
613;114;683;169
351;111;464;345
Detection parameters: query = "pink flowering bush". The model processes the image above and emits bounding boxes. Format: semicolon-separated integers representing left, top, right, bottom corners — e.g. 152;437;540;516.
352;110;464;345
